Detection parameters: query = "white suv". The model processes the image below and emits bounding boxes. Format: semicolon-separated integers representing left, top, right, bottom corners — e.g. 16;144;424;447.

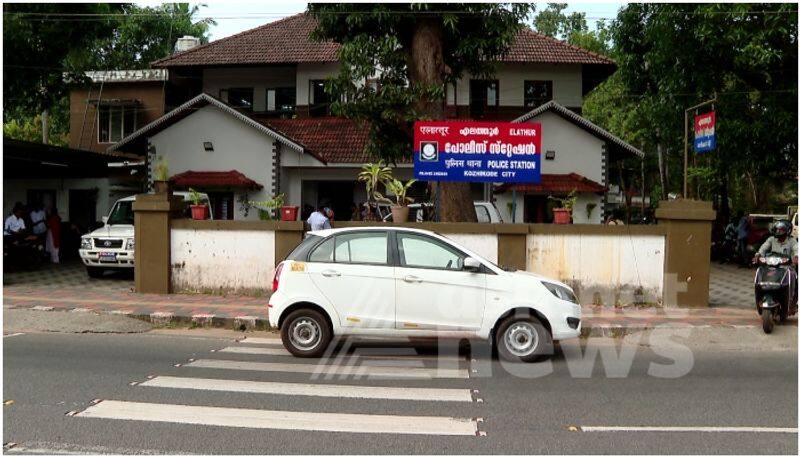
79;191;211;278
269;227;581;362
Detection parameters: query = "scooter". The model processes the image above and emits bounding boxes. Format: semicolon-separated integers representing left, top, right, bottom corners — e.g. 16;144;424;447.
754;253;797;333
3;233;45;271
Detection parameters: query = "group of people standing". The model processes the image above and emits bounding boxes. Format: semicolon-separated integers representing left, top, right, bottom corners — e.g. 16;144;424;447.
3;202;61;263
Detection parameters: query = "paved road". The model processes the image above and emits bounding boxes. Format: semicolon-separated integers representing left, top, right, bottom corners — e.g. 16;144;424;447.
3;331;797;454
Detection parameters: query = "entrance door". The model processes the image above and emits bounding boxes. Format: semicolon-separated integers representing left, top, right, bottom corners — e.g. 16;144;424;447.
524;195;550;223
306;231;395;328
316;181;355;221
394;232;485;331
68;189;98;232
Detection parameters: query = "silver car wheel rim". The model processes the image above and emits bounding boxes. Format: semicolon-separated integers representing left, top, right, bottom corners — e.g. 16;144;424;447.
505;322;539;357
289;317;321;351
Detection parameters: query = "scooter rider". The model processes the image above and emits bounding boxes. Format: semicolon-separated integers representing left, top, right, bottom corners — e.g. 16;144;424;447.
753;220;798;307
753;220;798;265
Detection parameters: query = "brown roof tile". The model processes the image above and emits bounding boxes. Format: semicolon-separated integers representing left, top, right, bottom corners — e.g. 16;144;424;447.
152;13;339;67
152;14;613;68
262;117;373;164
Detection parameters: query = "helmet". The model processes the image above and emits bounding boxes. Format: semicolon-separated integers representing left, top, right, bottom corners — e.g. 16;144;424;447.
772;219;791;238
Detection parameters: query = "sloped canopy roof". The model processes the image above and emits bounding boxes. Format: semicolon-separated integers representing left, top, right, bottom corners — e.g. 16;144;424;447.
170;170;263;189
495;173;606;194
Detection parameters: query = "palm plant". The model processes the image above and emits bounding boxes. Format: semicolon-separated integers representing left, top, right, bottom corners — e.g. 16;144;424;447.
358;161;393;202
384;178;417;207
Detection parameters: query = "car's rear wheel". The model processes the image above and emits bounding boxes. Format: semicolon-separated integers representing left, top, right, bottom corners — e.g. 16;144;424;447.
86;266;104;278
496;314;553;363
281;308;332;358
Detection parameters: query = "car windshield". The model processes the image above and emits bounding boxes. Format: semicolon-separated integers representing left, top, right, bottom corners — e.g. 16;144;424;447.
107;201;134;225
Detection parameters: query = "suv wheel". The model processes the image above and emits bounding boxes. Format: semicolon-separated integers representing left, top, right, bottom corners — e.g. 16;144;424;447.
86;267;104;279
496;314;553;363
280;308;332;358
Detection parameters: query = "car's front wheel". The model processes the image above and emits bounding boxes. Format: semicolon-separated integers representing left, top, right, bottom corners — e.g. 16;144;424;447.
280;308;332;358
496;314;553;363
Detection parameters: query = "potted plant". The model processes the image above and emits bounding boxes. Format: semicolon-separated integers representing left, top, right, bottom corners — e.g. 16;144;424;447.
382;178;416;223
152;156;170;194
248;193;285;221
357;161;393;203
548;189;577;224
188;188;209;220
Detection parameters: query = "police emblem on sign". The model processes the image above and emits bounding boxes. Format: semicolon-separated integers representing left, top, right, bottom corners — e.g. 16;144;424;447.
420;141;438;162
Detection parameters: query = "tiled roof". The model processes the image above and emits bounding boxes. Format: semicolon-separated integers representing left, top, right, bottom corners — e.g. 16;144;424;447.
170;170;263;189
514;100;643;158
152;14;614;68
262;118;380;164
502;28;614;64
152;14;339;67
495;173;606;194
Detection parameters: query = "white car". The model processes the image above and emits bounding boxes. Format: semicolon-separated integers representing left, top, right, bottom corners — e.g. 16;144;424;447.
79;191;211;278
378;201;504;223
269;226;581;362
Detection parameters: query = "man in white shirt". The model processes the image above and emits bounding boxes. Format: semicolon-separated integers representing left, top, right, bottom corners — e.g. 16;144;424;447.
4;204;26;237
307;207;331;231
29;204;46;236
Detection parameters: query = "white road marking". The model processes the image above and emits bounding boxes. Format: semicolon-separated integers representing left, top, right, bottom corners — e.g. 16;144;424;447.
77;400;478;435
580;426;798;433
238;337;282;346
185;359;469;379
219;346;289;355
139;376;473;402
218;346;465;362
3;333;24;338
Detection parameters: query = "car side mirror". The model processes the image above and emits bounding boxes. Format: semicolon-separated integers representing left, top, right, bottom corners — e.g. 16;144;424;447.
101;216;109;224
463;257;481;272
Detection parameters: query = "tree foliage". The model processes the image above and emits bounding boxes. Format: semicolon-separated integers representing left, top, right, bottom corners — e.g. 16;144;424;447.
3;3;212;144
582;3;797;213
308;3;533;163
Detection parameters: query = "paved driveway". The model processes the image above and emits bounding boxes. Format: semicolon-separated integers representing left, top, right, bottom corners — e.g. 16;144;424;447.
3;259;133;293
709;263;755;308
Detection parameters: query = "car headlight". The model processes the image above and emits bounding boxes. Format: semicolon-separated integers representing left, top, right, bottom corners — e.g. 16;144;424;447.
544;282;578;304
80;237;92;250
126;238;135;250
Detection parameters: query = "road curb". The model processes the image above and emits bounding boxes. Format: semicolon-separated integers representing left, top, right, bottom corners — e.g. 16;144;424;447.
5;304;757;334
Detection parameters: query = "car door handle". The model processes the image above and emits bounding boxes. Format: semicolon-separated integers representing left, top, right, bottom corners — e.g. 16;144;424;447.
403;275;423;283
321;269;341;277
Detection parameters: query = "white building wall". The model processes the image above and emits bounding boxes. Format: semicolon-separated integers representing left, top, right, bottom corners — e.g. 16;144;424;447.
148;105;276;220
296;62;340;106
535;111;605;184
526;233;665;305
203;66;296;112
454;63;584;108
171;228;275;293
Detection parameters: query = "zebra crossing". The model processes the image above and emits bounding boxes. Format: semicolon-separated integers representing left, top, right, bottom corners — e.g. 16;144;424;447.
71;335;487;437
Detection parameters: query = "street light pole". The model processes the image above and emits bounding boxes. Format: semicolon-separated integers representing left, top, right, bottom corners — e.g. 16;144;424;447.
683;96;716;198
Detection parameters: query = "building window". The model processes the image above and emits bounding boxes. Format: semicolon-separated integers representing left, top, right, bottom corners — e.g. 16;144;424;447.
469;80;499;119
208;192;234;220
221;88;254;110
266;87;296;115
309;79;331;117
524;80;553;108
98;104;137;143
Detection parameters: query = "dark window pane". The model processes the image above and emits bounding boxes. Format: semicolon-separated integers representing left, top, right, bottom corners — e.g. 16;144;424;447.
524;80;553;108
310;80;330;117
123;107;136;138
110;106;123;142
227;88;254;110
98;105;110;143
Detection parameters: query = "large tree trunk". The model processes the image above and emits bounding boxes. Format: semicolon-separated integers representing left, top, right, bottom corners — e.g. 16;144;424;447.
408;18;477;222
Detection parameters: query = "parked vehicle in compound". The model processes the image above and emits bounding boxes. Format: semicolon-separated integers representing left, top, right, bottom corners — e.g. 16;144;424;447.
269;227;581;362
378;201;504;223
79;192;212;278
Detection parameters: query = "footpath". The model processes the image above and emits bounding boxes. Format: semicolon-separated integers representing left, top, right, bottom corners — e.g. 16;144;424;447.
4;283;786;336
